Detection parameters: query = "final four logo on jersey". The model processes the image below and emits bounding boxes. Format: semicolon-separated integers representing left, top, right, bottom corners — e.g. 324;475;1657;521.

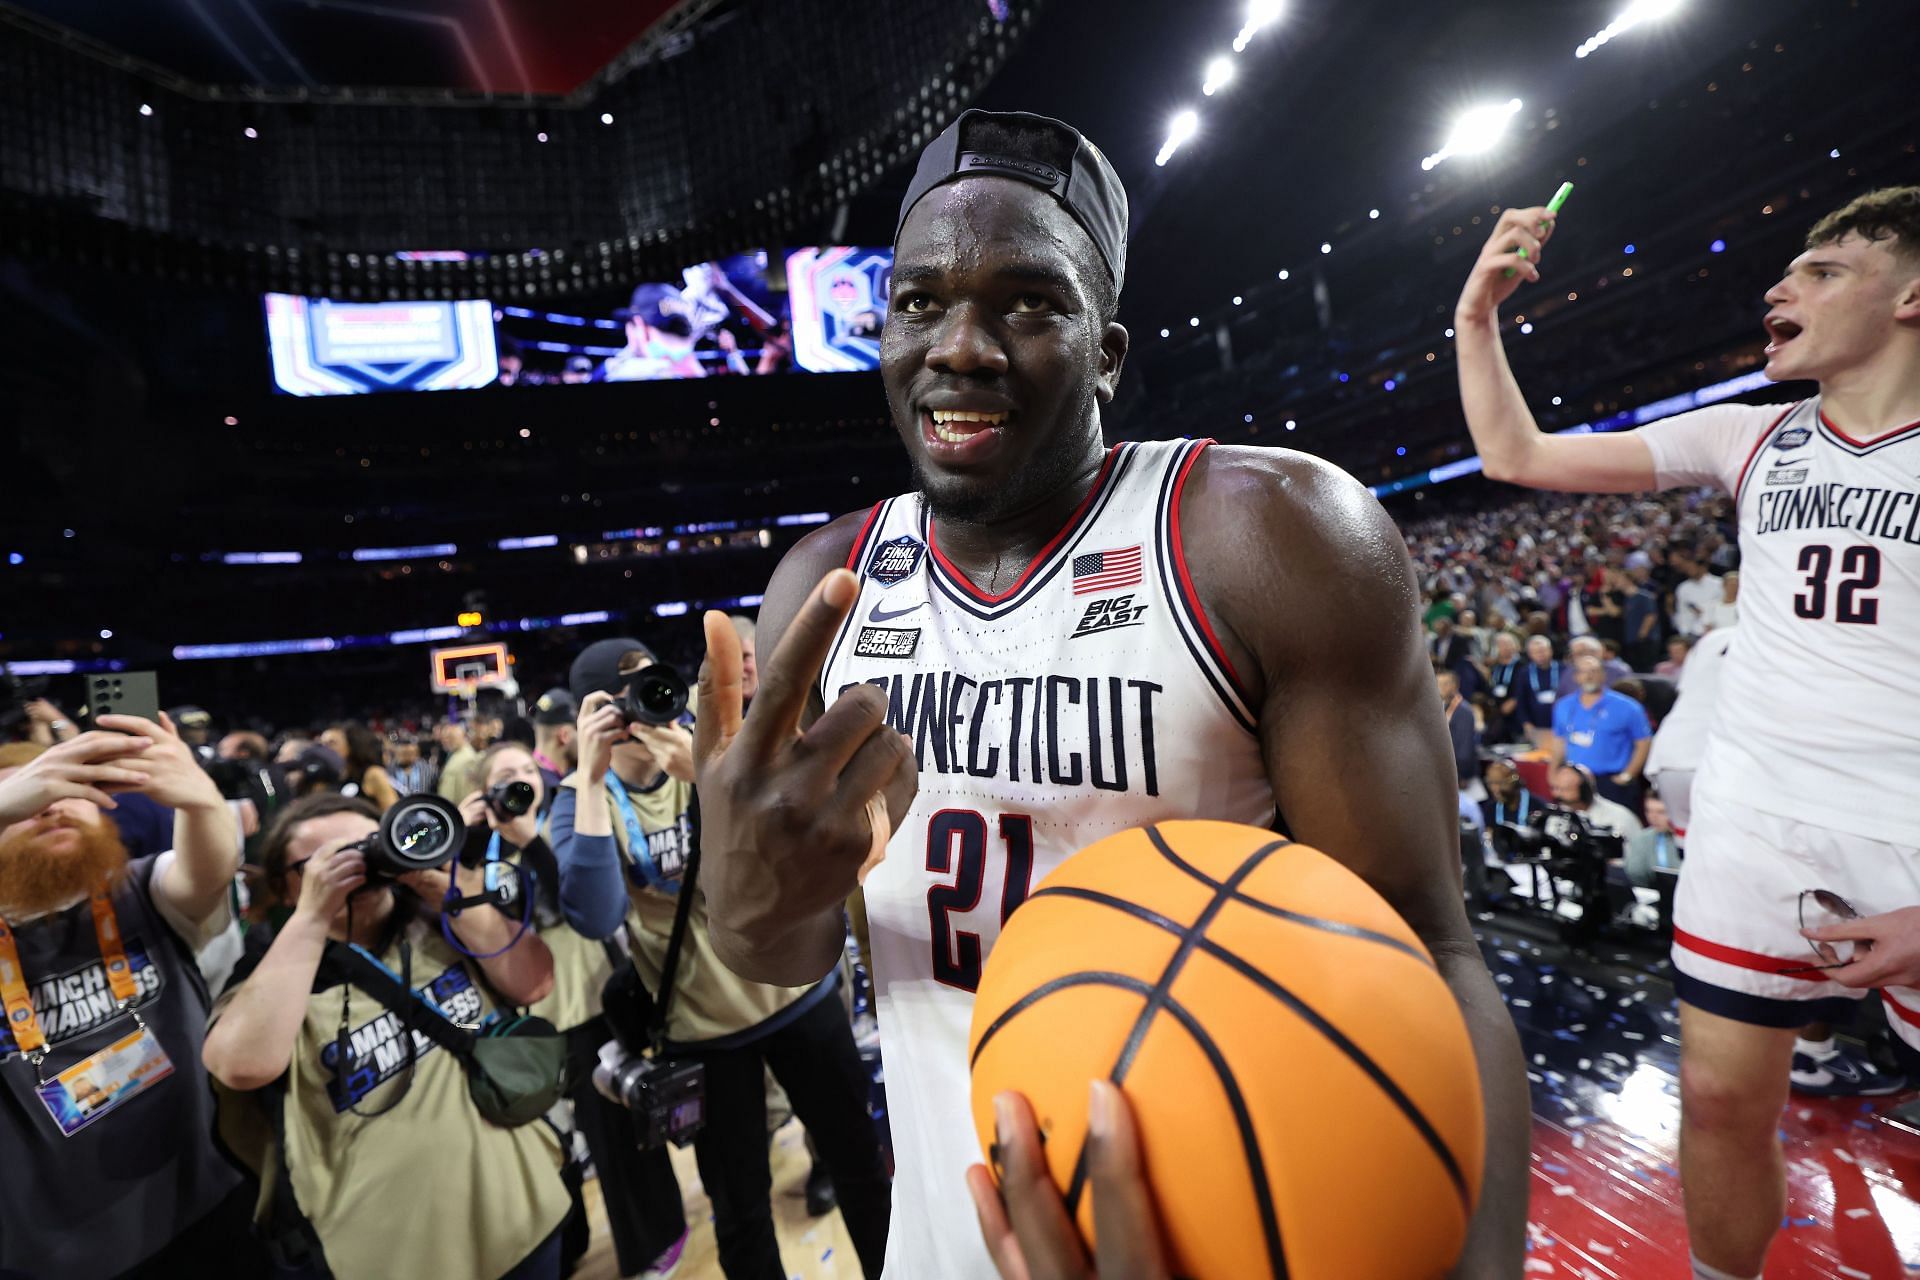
1073;593;1149;638
867;535;925;587
1773;425;1812;450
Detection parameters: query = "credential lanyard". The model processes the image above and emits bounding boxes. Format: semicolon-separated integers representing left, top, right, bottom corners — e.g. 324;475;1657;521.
0;886;143;1071
608;775;681;895
1530;661;1559;696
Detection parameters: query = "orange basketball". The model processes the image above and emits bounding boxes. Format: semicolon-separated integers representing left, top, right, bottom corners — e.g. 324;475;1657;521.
968;820;1484;1280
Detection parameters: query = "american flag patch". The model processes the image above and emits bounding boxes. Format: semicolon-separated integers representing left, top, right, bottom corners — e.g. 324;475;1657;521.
1071;545;1143;595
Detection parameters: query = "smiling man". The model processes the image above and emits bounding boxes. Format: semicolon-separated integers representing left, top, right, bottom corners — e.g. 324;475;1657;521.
1456;185;1920;1280
691;109;1527;1279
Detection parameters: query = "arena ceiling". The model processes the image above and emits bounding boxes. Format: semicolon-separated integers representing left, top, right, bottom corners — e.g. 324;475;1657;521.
3;0;686;94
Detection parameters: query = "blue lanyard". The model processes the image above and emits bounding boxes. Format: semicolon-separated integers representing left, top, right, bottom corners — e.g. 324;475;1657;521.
607;773;683;894
1495;793;1532;826
347;942;496;1031
1530;662;1559;695
1492;660;1519;690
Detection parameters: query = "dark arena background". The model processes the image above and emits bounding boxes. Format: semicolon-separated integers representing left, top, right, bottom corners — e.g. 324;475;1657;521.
4;2;1920;1279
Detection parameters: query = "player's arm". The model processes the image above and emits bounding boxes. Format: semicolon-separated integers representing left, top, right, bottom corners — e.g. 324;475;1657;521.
1187;449;1530;1278
695;511;917;986
1455;204;1657;493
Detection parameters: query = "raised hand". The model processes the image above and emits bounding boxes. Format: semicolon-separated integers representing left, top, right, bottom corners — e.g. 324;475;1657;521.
98;712;224;812
0;729;153;825
693;568;917;978
1455;204;1558;325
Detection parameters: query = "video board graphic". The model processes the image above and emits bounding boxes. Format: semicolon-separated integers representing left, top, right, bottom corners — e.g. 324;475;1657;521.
265;294;500;395
785;246;893;373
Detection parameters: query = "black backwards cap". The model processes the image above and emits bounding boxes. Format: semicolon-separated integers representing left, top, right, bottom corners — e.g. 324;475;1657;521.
895;109;1128;294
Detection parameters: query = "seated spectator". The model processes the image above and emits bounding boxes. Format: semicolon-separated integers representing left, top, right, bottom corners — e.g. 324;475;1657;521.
321;722;398;811
0;721;258;1279
203;794;566;1280
1514;634;1563;747
1482;631;1526;744
1623;565;1663;672
1624;793;1684;888
1551;655;1654;811
1655;634;1692;679
1438;667;1477;788
1549;763;1644;839
1480;759;1540;832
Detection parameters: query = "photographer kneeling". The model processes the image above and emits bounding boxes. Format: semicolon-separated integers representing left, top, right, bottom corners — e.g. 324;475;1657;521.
202;793;570;1280
551;639;890;1280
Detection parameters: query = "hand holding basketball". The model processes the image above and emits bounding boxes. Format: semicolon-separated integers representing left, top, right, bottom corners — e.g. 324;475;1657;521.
694;568;918;951
968;1084;1170;1280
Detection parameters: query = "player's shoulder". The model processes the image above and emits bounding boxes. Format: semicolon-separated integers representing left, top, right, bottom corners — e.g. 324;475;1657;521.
774;507;881;585
1183;443;1405;579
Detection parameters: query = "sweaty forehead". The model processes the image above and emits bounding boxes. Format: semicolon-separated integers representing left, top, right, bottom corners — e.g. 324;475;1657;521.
894;176;1097;297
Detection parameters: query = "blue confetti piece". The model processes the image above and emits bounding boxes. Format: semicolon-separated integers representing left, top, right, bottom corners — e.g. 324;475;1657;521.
823;1249;834;1262
1779;1129;1790;1142
1854;1120;1876;1130
1659;1163;1679;1177
1543;1162;1569;1174
1862;1102;1876;1113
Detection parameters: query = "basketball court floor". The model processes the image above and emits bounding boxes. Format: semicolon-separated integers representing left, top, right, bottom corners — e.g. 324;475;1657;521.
572;917;1920;1280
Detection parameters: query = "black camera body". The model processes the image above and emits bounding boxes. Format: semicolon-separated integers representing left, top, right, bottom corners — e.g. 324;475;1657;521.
591;1050;706;1148
616;665;690;728
351;793;468;880
485;780;535;819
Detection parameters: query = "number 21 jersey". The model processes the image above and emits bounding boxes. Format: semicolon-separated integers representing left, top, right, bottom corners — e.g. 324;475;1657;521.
819;438;1276;1280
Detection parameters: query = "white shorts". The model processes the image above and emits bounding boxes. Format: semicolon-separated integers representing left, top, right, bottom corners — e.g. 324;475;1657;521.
1671;782;1920;1051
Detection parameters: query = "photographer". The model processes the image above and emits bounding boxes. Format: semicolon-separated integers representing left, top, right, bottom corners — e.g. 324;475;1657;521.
0;718;258;1279
463;741;692;1279
549;639;889;1280
202;793;568;1280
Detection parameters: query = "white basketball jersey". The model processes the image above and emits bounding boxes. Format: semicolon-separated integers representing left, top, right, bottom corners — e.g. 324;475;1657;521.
1640;397;1920;844
820;438;1276;1280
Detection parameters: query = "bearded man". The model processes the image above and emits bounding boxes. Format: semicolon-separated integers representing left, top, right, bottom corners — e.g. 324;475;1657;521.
0;716;259;1279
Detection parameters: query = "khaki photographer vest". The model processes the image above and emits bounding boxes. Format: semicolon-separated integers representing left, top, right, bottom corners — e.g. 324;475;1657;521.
560;770;808;1045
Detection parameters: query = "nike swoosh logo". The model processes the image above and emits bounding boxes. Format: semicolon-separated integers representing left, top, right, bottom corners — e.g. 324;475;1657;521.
1774;456;1808;467
868;601;927;623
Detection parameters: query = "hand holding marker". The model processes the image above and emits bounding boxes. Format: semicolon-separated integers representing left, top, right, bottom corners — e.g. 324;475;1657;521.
1506;181;1574;278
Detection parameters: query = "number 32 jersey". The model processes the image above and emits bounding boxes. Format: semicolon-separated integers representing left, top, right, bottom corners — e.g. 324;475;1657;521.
1638;396;1920;845
819;438;1275;1280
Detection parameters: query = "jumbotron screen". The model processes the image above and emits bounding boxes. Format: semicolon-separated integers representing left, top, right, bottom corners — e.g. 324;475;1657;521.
263;246;893;394
264;294;500;395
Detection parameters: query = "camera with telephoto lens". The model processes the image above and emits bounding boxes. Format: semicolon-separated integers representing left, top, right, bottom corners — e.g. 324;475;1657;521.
346;793;468;880
1493;806;1625;942
591;1046;707;1148
484;780;535;819
615;665;690;727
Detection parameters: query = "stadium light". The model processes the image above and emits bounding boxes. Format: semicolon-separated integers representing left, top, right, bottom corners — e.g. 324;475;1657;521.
1277;268;1289;280
1575;0;1683;59
1156;109;1200;166
1233;0;1284;52
1202;56;1236;96
138;103;153;117
1421;98;1522;171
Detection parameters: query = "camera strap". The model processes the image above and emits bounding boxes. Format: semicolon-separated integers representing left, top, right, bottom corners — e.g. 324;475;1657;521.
646;797;701;1059
327;940;478;1060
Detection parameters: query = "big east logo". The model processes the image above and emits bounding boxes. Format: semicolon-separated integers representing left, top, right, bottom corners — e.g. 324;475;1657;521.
1072;594;1149;638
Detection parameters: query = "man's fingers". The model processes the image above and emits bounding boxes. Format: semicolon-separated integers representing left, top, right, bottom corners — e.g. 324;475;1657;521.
1501;227;1545;260
1803;921;1877;942
994;1092;1092;1279
1087;1080;1170;1280
63;764;152;789
52;731;152;761
742;569;861;755
51;781;119;810
95;714;167;741
800;682;891;774
968;1164;1033;1280
696;610;745;768
832;724;917;815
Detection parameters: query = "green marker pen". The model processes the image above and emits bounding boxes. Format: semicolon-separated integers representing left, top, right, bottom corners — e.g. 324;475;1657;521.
1507;182;1575;277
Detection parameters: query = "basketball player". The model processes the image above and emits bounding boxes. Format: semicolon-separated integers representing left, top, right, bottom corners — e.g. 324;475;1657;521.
692;110;1527;1278
1454;186;1920;1280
